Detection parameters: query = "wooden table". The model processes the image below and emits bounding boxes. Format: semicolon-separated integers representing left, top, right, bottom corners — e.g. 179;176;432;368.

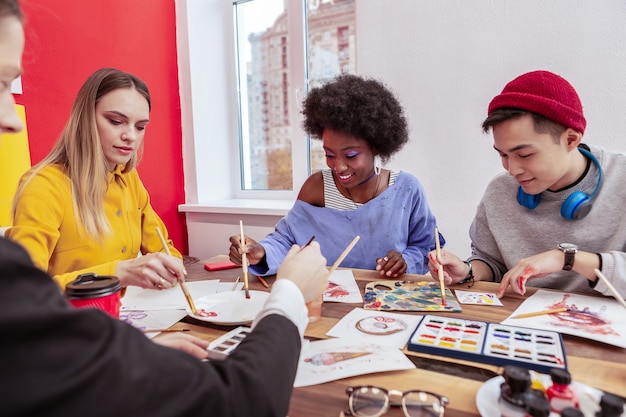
176;258;626;417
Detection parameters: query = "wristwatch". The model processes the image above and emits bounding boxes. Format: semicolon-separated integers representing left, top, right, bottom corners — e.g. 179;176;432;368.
558;243;578;271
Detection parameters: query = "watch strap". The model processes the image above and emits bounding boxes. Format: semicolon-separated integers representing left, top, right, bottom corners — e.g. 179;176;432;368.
562;250;575;271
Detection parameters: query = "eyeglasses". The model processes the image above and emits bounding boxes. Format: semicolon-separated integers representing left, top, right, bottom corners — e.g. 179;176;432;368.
345;385;448;417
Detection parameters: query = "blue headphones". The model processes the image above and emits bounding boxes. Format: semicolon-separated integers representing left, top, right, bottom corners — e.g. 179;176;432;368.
517;147;603;220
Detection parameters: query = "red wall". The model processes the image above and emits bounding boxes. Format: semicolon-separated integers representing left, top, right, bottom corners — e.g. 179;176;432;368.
16;0;188;253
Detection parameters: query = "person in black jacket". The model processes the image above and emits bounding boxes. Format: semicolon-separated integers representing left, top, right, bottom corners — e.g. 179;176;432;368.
1;236;328;416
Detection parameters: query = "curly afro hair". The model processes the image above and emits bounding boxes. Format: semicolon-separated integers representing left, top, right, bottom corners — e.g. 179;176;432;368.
301;74;409;164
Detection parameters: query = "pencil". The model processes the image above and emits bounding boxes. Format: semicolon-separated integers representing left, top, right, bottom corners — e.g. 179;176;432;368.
143;328;190;333
435;227;446;306
257;275;269;288
593;268;626;310
328;236;360;276
156;227;198;315
239;220;250;299
511;307;568;319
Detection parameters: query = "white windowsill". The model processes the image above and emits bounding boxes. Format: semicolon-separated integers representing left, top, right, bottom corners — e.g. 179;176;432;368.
179;199;293;216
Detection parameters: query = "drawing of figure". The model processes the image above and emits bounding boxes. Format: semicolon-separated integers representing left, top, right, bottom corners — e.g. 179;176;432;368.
547;294;618;335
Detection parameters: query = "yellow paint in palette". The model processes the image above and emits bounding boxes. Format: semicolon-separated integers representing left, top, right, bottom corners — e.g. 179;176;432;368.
459;345;476;351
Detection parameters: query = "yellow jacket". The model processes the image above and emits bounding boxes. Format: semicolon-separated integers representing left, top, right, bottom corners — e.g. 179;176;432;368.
7;164;182;289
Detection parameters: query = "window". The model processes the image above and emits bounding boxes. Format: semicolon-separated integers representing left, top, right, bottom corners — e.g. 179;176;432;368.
176;0;355;206
233;0;356;192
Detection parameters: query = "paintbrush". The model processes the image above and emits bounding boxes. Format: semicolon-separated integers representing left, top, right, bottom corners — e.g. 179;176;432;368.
156;227;198;315
239;220;250;299
434;227;446;306
328;236;360;276
594;268;626;310
143;328;190;333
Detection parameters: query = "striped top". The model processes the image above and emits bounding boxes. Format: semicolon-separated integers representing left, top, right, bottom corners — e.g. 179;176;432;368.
322;169;398;210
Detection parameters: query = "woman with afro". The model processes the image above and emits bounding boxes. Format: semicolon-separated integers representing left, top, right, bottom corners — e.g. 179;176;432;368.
230;74;443;278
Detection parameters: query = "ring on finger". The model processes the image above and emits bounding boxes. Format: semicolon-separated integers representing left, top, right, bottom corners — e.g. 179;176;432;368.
155;277;166;290
383;256;389;262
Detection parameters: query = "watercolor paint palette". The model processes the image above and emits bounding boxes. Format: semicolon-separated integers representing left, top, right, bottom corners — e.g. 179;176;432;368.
407;315;567;374
364;281;462;312
206;326;251;360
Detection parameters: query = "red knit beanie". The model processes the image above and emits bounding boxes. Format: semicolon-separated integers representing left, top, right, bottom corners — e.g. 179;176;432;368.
488;70;586;134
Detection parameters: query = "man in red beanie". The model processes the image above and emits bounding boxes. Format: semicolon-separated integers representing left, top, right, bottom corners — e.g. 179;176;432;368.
428;70;626;299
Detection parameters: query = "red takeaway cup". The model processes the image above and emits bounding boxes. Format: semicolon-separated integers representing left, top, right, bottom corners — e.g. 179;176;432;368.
65;273;122;318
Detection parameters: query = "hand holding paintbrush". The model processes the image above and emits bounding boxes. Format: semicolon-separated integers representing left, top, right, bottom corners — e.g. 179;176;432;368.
239;220;250;299
434;227;447;306
305;236;359;322
156;227;198;315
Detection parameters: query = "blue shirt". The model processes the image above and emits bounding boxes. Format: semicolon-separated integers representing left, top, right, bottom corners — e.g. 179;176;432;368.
250;171;443;276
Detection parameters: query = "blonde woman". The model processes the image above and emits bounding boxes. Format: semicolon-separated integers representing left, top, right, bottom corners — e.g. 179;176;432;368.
7;68;184;290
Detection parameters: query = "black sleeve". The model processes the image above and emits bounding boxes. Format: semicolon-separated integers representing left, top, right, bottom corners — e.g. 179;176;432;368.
0;237;301;417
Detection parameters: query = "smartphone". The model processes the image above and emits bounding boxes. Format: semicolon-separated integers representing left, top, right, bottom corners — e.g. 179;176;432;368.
204;260;239;271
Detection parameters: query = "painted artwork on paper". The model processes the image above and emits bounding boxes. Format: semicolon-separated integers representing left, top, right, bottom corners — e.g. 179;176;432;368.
324;269;363;303
326;307;422;349
454;290;504;306
364;280;462;312
294;337;415;387
502;289;626;348
120;309;187;338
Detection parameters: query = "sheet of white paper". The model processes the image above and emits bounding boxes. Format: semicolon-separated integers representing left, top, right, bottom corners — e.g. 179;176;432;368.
501;289;626;348
120;309;187;339
294;337;415;387
121;280;220;310
324;269;363;303
326;307;422;349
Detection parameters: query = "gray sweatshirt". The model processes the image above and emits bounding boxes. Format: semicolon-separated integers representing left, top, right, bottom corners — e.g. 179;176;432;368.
468;145;626;297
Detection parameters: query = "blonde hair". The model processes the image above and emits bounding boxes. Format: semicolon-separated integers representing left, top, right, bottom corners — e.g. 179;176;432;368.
13;68;151;240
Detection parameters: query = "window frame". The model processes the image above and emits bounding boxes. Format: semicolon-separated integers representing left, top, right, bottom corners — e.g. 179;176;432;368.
176;0;310;208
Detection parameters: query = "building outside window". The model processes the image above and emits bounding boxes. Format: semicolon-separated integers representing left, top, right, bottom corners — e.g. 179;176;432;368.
234;0;356;192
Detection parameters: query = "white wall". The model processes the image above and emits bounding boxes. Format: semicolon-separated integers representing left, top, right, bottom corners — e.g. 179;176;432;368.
182;0;626;260
355;0;626;257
